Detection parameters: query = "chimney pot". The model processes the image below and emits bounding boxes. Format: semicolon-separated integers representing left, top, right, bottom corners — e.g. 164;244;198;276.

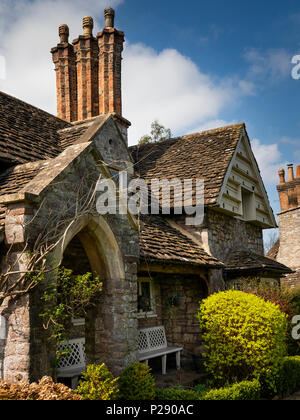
104;7;115;28
59;24;69;43
288;164;295;182
83;16;94;36
278;169;285;184
297;165;300;178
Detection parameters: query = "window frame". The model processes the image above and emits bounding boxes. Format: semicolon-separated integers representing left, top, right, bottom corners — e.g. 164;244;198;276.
137;277;157;318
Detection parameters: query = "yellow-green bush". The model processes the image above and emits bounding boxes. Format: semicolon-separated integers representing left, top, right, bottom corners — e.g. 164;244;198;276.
118;362;155;400
197;290;288;389
202;379;261;400
76;364;119;400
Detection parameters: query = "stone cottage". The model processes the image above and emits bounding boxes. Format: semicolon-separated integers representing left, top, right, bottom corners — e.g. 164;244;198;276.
267;165;300;288
0;9;290;383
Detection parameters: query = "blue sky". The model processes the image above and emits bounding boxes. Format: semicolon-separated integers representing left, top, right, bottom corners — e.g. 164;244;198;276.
119;1;300;218
0;0;299;241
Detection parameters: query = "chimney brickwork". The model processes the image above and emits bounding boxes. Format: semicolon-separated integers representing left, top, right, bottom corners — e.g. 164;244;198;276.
51;25;77;122
51;9;124;123
277;165;300;213
73;17;99;121
97;8;124;116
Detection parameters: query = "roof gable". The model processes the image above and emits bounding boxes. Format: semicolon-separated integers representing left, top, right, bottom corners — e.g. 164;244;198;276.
130;123;276;228
130;123;245;206
217;131;276;228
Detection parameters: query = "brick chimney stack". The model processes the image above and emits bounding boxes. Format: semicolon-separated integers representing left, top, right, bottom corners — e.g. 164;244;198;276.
73;17;99;121
277;164;300;212
51;25;77;122
97;8;124;116
51;8;125;123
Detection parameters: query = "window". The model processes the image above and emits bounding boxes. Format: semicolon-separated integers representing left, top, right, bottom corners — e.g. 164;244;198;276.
241;188;255;221
137;278;156;316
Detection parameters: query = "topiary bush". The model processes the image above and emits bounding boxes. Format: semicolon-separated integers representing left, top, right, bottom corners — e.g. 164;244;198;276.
118;362;155;400
155;387;201;400
202;380;261;401
76;364;119;400
197;290;288;389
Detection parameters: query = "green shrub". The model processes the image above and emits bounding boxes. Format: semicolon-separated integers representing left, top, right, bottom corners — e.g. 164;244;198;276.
203;380;261;401
283;287;300;356
155;381;260;401
197;290;288;389
194;383;208;397
155;387;201;400
76;364;119;400
276;356;300;397
118;362;155;400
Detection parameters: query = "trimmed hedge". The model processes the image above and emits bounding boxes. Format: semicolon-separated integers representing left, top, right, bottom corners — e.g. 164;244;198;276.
276;356;300;397
203;380;261;401
155;387;201;400
197;290;288;389
155;380;261;401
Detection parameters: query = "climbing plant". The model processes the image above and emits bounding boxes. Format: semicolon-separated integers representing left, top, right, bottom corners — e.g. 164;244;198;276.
40;267;102;360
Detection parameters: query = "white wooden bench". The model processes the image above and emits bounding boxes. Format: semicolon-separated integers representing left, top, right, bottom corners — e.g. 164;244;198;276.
138;326;183;375
57;338;86;389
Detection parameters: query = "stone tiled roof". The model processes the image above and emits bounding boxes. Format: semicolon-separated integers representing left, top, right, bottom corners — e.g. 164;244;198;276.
58;120;96;149
0;91;70;164
130;123;245;206
267;239;280;261
0;161;49;197
140;216;223;267
225;249;291;274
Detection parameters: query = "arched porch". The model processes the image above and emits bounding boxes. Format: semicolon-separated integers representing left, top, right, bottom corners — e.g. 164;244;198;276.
49;214;139;376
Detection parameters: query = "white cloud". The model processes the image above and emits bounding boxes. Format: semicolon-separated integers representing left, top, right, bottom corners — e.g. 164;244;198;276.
281;136;300;146
244;48;291;82
123;43;246;144
0;0;122;112
251;138;286;185
0;0;250;146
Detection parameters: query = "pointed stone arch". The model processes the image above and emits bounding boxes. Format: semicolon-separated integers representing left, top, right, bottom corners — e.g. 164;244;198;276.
50;213;138;375
54;214;126;282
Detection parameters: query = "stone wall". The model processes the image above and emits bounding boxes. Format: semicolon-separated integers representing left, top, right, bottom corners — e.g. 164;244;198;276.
277;208;300;271
281;271;300;289
0;140;139;381
137;273;208;369
179;208;264;263
0;295;31;383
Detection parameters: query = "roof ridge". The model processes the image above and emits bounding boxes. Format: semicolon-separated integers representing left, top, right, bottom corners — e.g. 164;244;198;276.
181;122;245;139
130;122;245;150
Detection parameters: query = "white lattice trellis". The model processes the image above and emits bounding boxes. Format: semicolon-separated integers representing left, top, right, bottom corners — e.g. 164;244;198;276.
57;338;86;372
138;327;167;354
